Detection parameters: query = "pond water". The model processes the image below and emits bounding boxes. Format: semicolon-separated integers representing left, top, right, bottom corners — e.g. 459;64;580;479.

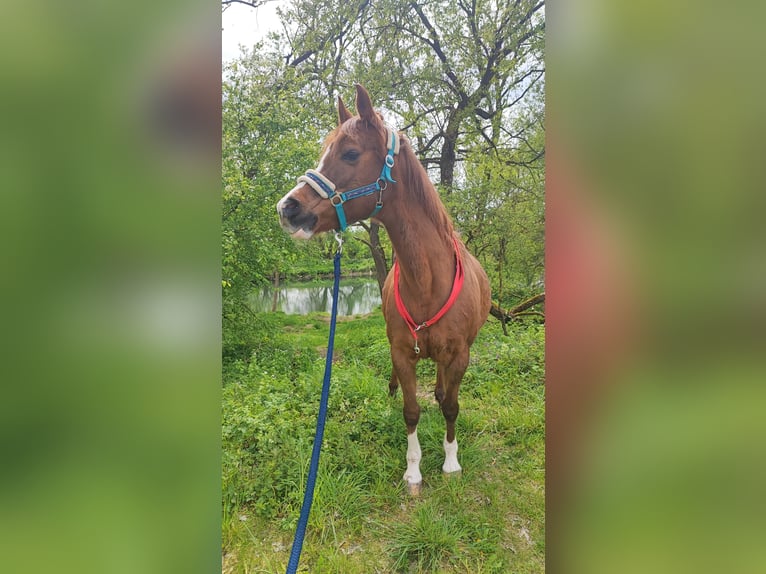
248;278;381;316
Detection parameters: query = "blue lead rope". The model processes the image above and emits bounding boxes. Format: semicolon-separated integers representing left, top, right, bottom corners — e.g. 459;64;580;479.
285;241;342;574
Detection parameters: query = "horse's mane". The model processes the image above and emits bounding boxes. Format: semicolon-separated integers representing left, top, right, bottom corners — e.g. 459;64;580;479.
394;132;455;240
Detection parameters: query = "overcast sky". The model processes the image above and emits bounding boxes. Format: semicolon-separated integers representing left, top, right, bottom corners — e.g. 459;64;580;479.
222;2;283;63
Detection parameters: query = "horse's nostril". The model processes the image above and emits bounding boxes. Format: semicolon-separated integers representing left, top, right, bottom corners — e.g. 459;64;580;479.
281;197;300;216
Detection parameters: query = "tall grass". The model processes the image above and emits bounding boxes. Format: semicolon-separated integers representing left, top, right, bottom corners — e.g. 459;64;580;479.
222;311;544;573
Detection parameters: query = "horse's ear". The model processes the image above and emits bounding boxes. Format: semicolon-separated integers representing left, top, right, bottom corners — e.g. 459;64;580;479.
355;83;378;125
338;96;352;125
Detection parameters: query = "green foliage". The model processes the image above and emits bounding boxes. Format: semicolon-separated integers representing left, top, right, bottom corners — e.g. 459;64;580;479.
448;132;546;304
222;55;319;287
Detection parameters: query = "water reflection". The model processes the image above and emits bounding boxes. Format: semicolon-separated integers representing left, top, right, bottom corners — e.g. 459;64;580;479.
248;279;381;316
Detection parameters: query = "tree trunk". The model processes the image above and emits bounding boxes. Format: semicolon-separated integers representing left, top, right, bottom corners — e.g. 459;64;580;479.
439;112;461;190
355;221;389;295
270;269;280;312
368;222;389;294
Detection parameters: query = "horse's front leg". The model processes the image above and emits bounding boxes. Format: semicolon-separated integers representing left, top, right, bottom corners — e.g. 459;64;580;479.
391;349;421;495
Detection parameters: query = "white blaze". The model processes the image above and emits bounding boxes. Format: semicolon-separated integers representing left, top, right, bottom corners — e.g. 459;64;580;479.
316;144;332;172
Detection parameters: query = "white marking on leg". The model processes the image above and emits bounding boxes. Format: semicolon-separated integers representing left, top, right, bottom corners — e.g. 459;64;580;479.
403;429;422;486
442;434;462;474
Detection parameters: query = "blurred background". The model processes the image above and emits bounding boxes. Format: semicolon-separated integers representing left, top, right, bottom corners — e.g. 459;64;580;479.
547;1;766;572
0;1;221;573
0;0;764;572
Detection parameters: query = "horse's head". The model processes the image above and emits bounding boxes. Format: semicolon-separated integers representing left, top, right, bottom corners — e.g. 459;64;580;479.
277;84;394;238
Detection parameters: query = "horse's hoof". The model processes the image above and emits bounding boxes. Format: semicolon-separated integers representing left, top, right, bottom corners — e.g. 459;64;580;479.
406;481;422;496
442;469;462;479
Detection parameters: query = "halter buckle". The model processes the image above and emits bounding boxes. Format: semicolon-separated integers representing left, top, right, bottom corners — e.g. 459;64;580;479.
376;178;388;191
330;195;344;206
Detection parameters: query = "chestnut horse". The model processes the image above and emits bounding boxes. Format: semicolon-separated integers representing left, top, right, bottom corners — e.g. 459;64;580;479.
277;84;490;494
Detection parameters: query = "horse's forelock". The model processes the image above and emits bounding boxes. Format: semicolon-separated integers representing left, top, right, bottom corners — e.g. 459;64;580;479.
332;116;388;151
320;128;339;154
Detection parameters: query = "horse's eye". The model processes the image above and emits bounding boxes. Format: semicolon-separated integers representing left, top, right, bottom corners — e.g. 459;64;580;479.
341;150;360;162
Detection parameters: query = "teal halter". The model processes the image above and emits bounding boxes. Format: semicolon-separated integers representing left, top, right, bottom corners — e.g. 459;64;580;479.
297;128;400;232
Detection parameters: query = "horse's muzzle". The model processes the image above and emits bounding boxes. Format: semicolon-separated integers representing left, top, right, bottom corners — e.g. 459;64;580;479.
277;195;318;239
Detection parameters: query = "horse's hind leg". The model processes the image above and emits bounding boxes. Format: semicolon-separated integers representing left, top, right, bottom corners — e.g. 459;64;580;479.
388;370;399;397
437;352;469;475
434;378;445;404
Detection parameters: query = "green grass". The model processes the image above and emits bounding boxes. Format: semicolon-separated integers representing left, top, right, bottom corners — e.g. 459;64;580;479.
222;311;544;573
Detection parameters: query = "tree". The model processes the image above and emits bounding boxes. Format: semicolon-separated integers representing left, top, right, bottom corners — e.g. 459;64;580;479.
222;0;275;11
222;0;546;336
222;49;331;347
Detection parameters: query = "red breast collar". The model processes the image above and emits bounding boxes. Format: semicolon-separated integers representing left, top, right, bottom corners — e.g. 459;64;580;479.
393;236;465;354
